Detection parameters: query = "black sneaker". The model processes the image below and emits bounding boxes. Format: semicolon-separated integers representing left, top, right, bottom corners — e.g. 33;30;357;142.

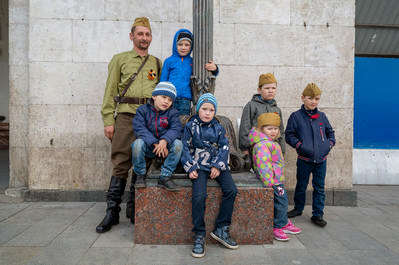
210;226;238;249
287;208;302;218
135;175;146;188
191;235;205;258
311;215;327;227
158;177;181;191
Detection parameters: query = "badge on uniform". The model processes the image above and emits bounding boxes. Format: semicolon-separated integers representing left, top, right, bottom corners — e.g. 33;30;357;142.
148;69;156;80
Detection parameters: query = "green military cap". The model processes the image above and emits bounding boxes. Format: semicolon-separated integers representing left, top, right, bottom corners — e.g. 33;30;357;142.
302;83;322;97
258;73;277;87
132;17;151;31
257;112;281;128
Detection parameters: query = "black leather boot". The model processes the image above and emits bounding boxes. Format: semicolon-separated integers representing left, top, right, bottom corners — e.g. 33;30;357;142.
96;176;127;233
126;174;135;224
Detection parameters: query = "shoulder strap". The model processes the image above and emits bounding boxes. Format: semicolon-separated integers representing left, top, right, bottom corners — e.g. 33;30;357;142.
120;55;150;97
156;57;161;82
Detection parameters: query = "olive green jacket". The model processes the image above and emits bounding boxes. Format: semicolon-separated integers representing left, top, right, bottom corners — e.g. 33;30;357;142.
101;49;162;126
239;94;286;153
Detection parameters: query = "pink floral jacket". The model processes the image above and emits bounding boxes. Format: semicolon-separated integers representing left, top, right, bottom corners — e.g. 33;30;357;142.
248;128;284;187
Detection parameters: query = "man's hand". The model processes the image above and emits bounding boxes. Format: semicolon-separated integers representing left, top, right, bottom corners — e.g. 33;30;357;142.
189;170;198;179
242;150;250;156
210;167;220;179
104;125;115;141
205;60;217;72
153;139;169;158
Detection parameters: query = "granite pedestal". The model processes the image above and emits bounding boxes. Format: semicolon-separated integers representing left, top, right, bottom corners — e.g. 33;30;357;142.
134;173;274;244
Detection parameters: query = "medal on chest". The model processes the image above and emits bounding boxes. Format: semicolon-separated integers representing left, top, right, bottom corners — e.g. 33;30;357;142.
148;69;156;80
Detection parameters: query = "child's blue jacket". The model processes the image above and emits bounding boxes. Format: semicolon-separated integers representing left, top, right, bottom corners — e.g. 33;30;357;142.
132;100;183;147
181;115;229;173
285;105;336;163
160;29;194;100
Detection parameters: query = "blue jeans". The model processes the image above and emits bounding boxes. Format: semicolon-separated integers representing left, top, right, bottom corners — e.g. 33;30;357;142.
294;159;327;216
174;98;191;116
273;184;288;228
131;138;182;178
191;169;237;236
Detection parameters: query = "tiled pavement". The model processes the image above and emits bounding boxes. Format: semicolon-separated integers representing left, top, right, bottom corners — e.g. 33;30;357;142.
0;185;398;265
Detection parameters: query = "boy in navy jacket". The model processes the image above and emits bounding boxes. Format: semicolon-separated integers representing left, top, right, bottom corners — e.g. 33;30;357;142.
181;93;238;258
132;82;183;191
285;83;335;227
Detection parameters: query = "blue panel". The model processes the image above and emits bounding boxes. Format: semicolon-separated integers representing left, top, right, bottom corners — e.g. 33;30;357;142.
354;57;399;149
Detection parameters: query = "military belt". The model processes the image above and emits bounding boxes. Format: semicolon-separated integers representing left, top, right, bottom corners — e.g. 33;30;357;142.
113;96;150;105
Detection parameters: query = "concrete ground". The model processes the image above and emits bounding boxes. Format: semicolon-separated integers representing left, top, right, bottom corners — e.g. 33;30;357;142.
0;186;398;265
1;149;399;264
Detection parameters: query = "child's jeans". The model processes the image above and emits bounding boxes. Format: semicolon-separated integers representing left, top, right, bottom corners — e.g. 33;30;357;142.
273;184;289;228
131;138;182;178
174;98;191;116
191;169;237;236
294;159;327;216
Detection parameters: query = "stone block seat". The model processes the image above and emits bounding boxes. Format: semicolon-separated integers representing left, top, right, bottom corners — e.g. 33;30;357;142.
134;172;274;244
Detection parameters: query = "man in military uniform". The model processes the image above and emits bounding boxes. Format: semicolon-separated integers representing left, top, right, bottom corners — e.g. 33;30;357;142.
97;17;162;233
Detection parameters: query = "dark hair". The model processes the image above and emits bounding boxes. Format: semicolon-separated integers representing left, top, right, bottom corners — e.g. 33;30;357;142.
131;26;136;34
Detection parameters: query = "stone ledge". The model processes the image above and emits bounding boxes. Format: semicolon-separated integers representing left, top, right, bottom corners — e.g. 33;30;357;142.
17;172;357;206
134;183;274;245
286;189;357;207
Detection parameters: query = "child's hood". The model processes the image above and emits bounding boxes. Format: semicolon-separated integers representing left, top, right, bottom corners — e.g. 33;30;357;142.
248;127;273;145
172;29;193;58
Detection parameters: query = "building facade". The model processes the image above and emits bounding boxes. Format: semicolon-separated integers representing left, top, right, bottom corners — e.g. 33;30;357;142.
8;0;356;202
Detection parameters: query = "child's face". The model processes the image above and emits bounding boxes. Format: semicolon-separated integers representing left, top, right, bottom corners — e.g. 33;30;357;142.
302;95;321;111
258;83;277;101
261;125;279;140
177;40;191;57
198;102;215;123
152;95;173;111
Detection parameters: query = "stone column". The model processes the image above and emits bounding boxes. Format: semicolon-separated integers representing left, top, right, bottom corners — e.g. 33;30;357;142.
191;0;216;106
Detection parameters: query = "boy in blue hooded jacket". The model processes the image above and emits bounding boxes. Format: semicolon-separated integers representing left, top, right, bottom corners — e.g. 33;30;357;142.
160;29;218;115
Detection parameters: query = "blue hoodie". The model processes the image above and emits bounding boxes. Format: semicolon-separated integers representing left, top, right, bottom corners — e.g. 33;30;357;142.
160;29;194;100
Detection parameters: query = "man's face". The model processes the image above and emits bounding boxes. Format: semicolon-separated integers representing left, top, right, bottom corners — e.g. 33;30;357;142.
301;95;321;111
258;83;277;101
130;26;152;50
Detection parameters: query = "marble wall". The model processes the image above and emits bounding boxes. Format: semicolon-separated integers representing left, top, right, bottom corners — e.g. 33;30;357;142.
8;0;355;191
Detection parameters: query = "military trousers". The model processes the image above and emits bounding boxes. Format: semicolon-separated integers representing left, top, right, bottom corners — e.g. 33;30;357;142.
111;113;136;180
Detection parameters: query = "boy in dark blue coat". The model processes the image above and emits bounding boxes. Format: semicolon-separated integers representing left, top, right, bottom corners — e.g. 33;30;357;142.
160;29;218;115
132;81;183;191
285;83;335;227
181;93;238;258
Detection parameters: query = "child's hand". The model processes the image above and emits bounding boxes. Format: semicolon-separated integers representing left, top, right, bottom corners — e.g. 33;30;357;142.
205;60;217;72
210;167;220;179
153;139;169;158
189;170;198;179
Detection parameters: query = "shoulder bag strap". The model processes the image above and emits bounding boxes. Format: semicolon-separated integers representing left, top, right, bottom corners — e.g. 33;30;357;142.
120;54;150;97
156;58;161;82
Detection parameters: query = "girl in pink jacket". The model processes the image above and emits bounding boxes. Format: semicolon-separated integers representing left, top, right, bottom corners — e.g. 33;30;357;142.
248;113;301;241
